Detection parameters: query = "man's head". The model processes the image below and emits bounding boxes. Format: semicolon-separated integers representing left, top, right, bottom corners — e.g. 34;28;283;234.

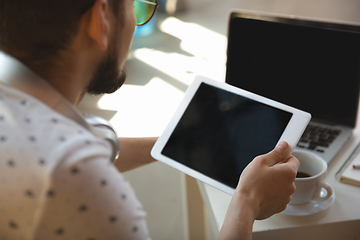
0;0;136;95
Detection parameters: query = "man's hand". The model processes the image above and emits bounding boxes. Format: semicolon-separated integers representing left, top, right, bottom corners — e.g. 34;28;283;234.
237;141;299;220
217;142;299;240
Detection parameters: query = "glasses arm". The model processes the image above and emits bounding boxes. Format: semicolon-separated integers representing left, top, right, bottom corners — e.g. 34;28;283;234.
135;0;158;6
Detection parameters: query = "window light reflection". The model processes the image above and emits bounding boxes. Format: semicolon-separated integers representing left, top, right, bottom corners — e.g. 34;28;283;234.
133;17;227;85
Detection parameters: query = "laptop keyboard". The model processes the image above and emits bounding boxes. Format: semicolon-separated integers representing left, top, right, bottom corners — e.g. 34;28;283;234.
297;125;342;153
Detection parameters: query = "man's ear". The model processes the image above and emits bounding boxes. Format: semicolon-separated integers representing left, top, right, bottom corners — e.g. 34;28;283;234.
88;0;110;51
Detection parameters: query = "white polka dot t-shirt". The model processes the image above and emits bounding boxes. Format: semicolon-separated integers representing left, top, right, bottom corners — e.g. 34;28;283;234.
0;83;150;240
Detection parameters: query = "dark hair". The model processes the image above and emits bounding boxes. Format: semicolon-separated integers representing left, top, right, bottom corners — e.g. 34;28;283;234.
0;0;120;63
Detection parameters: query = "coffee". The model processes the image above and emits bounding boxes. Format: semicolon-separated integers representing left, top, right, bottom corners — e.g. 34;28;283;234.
290;150;333;205
296;171;312;178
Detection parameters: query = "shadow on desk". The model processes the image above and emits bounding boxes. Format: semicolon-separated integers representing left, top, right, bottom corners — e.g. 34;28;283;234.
253;219;360;240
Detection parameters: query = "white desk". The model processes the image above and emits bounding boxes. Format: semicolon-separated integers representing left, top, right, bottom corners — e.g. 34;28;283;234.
199;116;360;239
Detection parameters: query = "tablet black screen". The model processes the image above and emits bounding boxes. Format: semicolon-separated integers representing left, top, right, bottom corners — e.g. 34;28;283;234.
161;83;292;189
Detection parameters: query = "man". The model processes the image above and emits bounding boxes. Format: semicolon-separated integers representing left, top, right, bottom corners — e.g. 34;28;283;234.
0;0;299;239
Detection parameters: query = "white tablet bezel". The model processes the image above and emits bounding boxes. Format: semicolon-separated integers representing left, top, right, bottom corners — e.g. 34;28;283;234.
151;75;311;195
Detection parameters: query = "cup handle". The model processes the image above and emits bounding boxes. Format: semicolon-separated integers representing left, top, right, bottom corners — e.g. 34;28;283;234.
313;182;333;202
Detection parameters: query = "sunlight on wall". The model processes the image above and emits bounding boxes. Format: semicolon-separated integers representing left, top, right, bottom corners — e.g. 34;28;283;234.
134;17;227;85
97;77;184;137
133;48;204;86
160;17;227;66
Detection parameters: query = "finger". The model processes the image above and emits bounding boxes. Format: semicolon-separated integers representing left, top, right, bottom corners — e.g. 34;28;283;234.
282;155;300;172
264;141;292;166
274;156;300;181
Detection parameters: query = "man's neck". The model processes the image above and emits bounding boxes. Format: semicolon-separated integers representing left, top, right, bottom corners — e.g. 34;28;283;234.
23;55;89;106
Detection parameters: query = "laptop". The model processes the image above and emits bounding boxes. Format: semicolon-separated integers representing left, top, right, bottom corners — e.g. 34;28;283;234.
225;10;360;163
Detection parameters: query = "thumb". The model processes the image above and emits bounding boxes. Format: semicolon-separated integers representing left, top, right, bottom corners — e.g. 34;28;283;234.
265;141;292;166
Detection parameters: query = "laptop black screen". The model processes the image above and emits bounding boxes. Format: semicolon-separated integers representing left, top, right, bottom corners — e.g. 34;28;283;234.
226;13;360;127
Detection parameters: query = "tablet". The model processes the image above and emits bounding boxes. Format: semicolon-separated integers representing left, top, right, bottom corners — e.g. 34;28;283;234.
151;76;311;195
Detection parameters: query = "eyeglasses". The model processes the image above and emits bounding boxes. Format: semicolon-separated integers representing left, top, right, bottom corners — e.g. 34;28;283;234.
134;0;159;26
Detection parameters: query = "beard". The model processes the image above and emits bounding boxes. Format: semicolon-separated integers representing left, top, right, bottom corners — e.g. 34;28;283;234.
86;50;127;95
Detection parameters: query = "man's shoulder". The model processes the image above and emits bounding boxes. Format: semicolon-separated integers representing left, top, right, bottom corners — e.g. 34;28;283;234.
0;83;112;167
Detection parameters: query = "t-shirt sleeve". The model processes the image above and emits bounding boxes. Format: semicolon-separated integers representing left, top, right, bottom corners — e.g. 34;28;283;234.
33;140;151;240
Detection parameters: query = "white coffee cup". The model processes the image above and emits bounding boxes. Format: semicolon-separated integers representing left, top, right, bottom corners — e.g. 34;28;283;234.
289;150;333;205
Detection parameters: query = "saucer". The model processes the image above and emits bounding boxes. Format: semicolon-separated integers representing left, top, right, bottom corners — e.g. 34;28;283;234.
282;191;335;216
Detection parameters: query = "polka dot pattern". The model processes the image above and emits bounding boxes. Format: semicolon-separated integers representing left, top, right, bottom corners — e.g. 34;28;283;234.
0;84;150;239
